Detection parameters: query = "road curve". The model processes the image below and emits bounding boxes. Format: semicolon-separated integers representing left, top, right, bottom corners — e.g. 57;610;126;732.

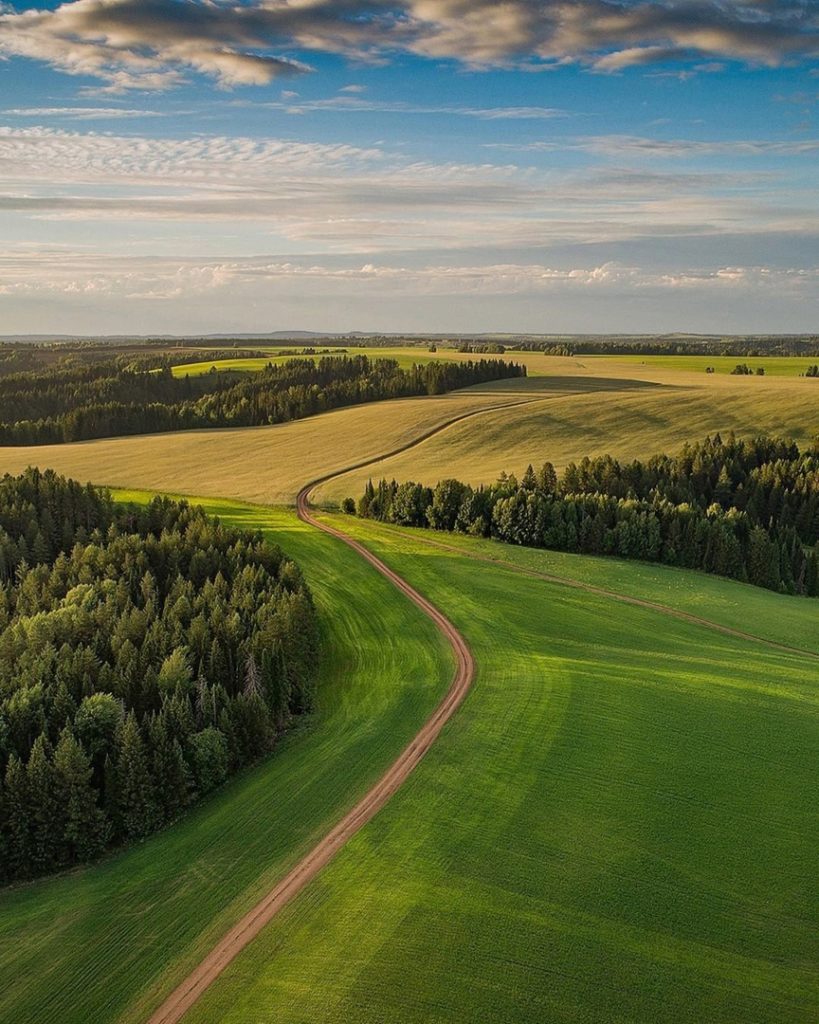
146;483;475;1024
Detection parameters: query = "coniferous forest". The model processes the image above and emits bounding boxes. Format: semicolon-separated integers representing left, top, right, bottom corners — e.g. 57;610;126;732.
354;435;819;596
0;469;319;883
0;355;526;445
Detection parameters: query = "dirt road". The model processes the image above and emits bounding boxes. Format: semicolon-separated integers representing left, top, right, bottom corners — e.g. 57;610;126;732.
146;483;475;1024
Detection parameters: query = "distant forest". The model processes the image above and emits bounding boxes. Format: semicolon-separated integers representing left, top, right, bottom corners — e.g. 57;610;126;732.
512;337;819;357
0;355;525;445
354;435;819;597
0;469;319;883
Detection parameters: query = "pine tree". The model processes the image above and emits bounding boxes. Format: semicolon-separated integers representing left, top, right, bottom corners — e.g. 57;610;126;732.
54;727;108;863
115;714;158;841
26;734;61;874
4;754;30;878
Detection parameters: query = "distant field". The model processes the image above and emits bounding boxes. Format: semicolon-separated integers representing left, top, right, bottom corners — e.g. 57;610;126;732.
167;346;819;380
587;353;819;376
2;360;817;510
0;388;549;505
0;498;452;1024
184;511;819;1024
168;346;443;377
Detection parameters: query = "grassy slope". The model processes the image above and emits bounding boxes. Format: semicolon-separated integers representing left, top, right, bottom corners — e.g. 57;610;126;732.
185;512;819;1024
329;516;819;656
0;388;544;506
0;499;452;1024
317;377;819;503
587;353;819;376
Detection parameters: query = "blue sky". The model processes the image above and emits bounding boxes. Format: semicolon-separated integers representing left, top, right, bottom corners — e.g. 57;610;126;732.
0;1;818;335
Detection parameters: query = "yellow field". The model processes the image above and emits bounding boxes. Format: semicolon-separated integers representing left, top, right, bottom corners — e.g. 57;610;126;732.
0;387;547;505
316;372;819;503
1;358;816;508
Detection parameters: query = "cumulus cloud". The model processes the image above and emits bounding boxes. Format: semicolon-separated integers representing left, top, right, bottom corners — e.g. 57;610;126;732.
0;0;816;90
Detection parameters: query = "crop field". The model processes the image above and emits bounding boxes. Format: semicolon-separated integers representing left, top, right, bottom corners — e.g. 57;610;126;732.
0;387;550;506
0;498;452;1024
182;511;819;1024
1;494;816;1023
316;375;819;504
2;361;817;510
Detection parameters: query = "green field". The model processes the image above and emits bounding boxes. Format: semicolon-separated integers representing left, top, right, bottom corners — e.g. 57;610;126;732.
1;495;816;1023
168;346;444;377
183;511;819;1024
167;347;819;381
0;498;452;1024
587;353;819;376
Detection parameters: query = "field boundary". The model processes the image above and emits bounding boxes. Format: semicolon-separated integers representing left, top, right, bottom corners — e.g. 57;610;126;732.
144;483;475;1024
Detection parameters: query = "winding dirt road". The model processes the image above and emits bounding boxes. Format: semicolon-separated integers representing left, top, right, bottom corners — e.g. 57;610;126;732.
146;483;475;1024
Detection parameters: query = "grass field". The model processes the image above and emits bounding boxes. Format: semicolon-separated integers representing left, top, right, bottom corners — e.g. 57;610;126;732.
168;346;443;377
182;511;819;1024
0;493;816;1022
167;346;819;380
0;498;453;1024
586;353;819;376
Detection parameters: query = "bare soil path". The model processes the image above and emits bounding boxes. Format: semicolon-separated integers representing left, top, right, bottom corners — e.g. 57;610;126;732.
146;483;475;1024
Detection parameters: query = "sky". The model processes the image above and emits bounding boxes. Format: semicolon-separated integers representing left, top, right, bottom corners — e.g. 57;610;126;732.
0;1;818;336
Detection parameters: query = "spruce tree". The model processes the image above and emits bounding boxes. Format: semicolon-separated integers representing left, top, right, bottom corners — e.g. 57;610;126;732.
54;727;108;863
4;754;30;878
26;734;60;874
115;714;158;841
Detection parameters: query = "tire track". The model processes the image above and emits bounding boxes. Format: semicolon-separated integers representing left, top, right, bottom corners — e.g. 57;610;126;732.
146;483;475;1024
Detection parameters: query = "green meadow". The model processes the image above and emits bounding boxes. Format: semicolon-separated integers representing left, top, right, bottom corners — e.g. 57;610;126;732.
0;498;452;1024
0;446;816;1023
183;511;819;1024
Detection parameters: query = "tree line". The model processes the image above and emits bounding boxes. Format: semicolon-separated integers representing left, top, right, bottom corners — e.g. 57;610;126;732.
352;434;819;597
0;355;526;445
0;469;319;883
511;337;819;357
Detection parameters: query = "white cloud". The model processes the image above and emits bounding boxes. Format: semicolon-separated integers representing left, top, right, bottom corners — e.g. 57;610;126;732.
487;134;819;158
0;1;816;91
1;252;816;302
4;106;162;120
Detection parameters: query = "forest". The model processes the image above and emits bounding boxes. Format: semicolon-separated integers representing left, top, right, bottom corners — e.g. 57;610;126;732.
512;336;819;356
354;434;819;596
0;355;525;445
0;469;319;883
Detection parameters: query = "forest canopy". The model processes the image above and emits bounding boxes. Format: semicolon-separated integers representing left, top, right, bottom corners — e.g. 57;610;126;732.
354;434;819;597
0;355;526;445
0;469;319;883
